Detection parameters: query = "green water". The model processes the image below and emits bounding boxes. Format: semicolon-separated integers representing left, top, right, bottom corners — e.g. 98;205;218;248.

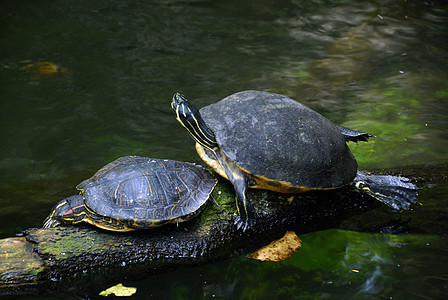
1;0;447;298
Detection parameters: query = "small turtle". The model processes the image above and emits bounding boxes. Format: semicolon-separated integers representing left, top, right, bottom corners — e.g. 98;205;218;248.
43;156;216;231
171;90;417;231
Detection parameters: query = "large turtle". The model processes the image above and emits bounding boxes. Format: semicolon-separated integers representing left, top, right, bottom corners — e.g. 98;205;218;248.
43;156;217;231
171;90;417;231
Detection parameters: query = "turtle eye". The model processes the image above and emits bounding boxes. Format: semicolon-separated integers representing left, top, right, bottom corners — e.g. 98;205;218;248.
173;93;185;106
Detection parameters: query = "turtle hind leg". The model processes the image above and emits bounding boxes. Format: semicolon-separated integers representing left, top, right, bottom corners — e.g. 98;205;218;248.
43;195;86;228
353;171;418;210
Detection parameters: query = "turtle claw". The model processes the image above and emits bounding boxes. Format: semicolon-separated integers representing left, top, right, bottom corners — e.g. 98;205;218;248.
234;213;254;232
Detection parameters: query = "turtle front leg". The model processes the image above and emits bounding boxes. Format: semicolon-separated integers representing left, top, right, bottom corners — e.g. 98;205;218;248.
232;177;256;231
215;150;256;231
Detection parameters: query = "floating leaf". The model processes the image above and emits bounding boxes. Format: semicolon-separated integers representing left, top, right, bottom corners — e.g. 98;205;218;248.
249;231;302;262
35;61;65;74
99;283;137;297
22;61;67;74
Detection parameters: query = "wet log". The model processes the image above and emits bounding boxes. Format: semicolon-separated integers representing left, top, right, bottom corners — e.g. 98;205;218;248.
1;166;446;296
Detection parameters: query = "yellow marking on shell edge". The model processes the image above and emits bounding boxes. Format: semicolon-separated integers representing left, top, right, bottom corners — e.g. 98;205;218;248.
196;143;343;193
88;219;134;232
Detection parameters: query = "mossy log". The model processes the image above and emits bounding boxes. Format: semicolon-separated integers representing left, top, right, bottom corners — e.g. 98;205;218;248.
1;166;446;296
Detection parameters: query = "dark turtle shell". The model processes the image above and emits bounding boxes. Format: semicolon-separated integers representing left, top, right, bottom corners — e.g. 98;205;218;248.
199;90;357;191
77;156;216;229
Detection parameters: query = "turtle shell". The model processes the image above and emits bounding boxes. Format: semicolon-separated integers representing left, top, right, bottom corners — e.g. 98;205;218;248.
76;156;216;230
199;90;357;191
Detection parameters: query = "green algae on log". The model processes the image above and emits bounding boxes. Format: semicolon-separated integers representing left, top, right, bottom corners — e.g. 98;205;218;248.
0;237;45;287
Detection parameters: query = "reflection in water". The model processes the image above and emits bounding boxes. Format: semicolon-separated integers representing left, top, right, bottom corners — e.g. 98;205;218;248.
358;266;383;295
203;279;237;298
343;239;392;296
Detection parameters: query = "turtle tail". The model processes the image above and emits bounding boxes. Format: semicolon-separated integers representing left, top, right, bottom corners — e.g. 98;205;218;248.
336;126;374;143
353;171;418;210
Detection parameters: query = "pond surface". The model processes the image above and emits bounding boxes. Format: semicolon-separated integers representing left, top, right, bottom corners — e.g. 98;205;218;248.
1;0;447;299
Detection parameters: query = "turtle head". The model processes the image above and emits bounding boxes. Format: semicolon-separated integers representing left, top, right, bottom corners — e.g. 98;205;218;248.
171;93;218;150
43;195;86;228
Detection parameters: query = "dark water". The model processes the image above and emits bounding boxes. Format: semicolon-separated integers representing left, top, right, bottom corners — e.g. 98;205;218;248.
1;0;448;298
